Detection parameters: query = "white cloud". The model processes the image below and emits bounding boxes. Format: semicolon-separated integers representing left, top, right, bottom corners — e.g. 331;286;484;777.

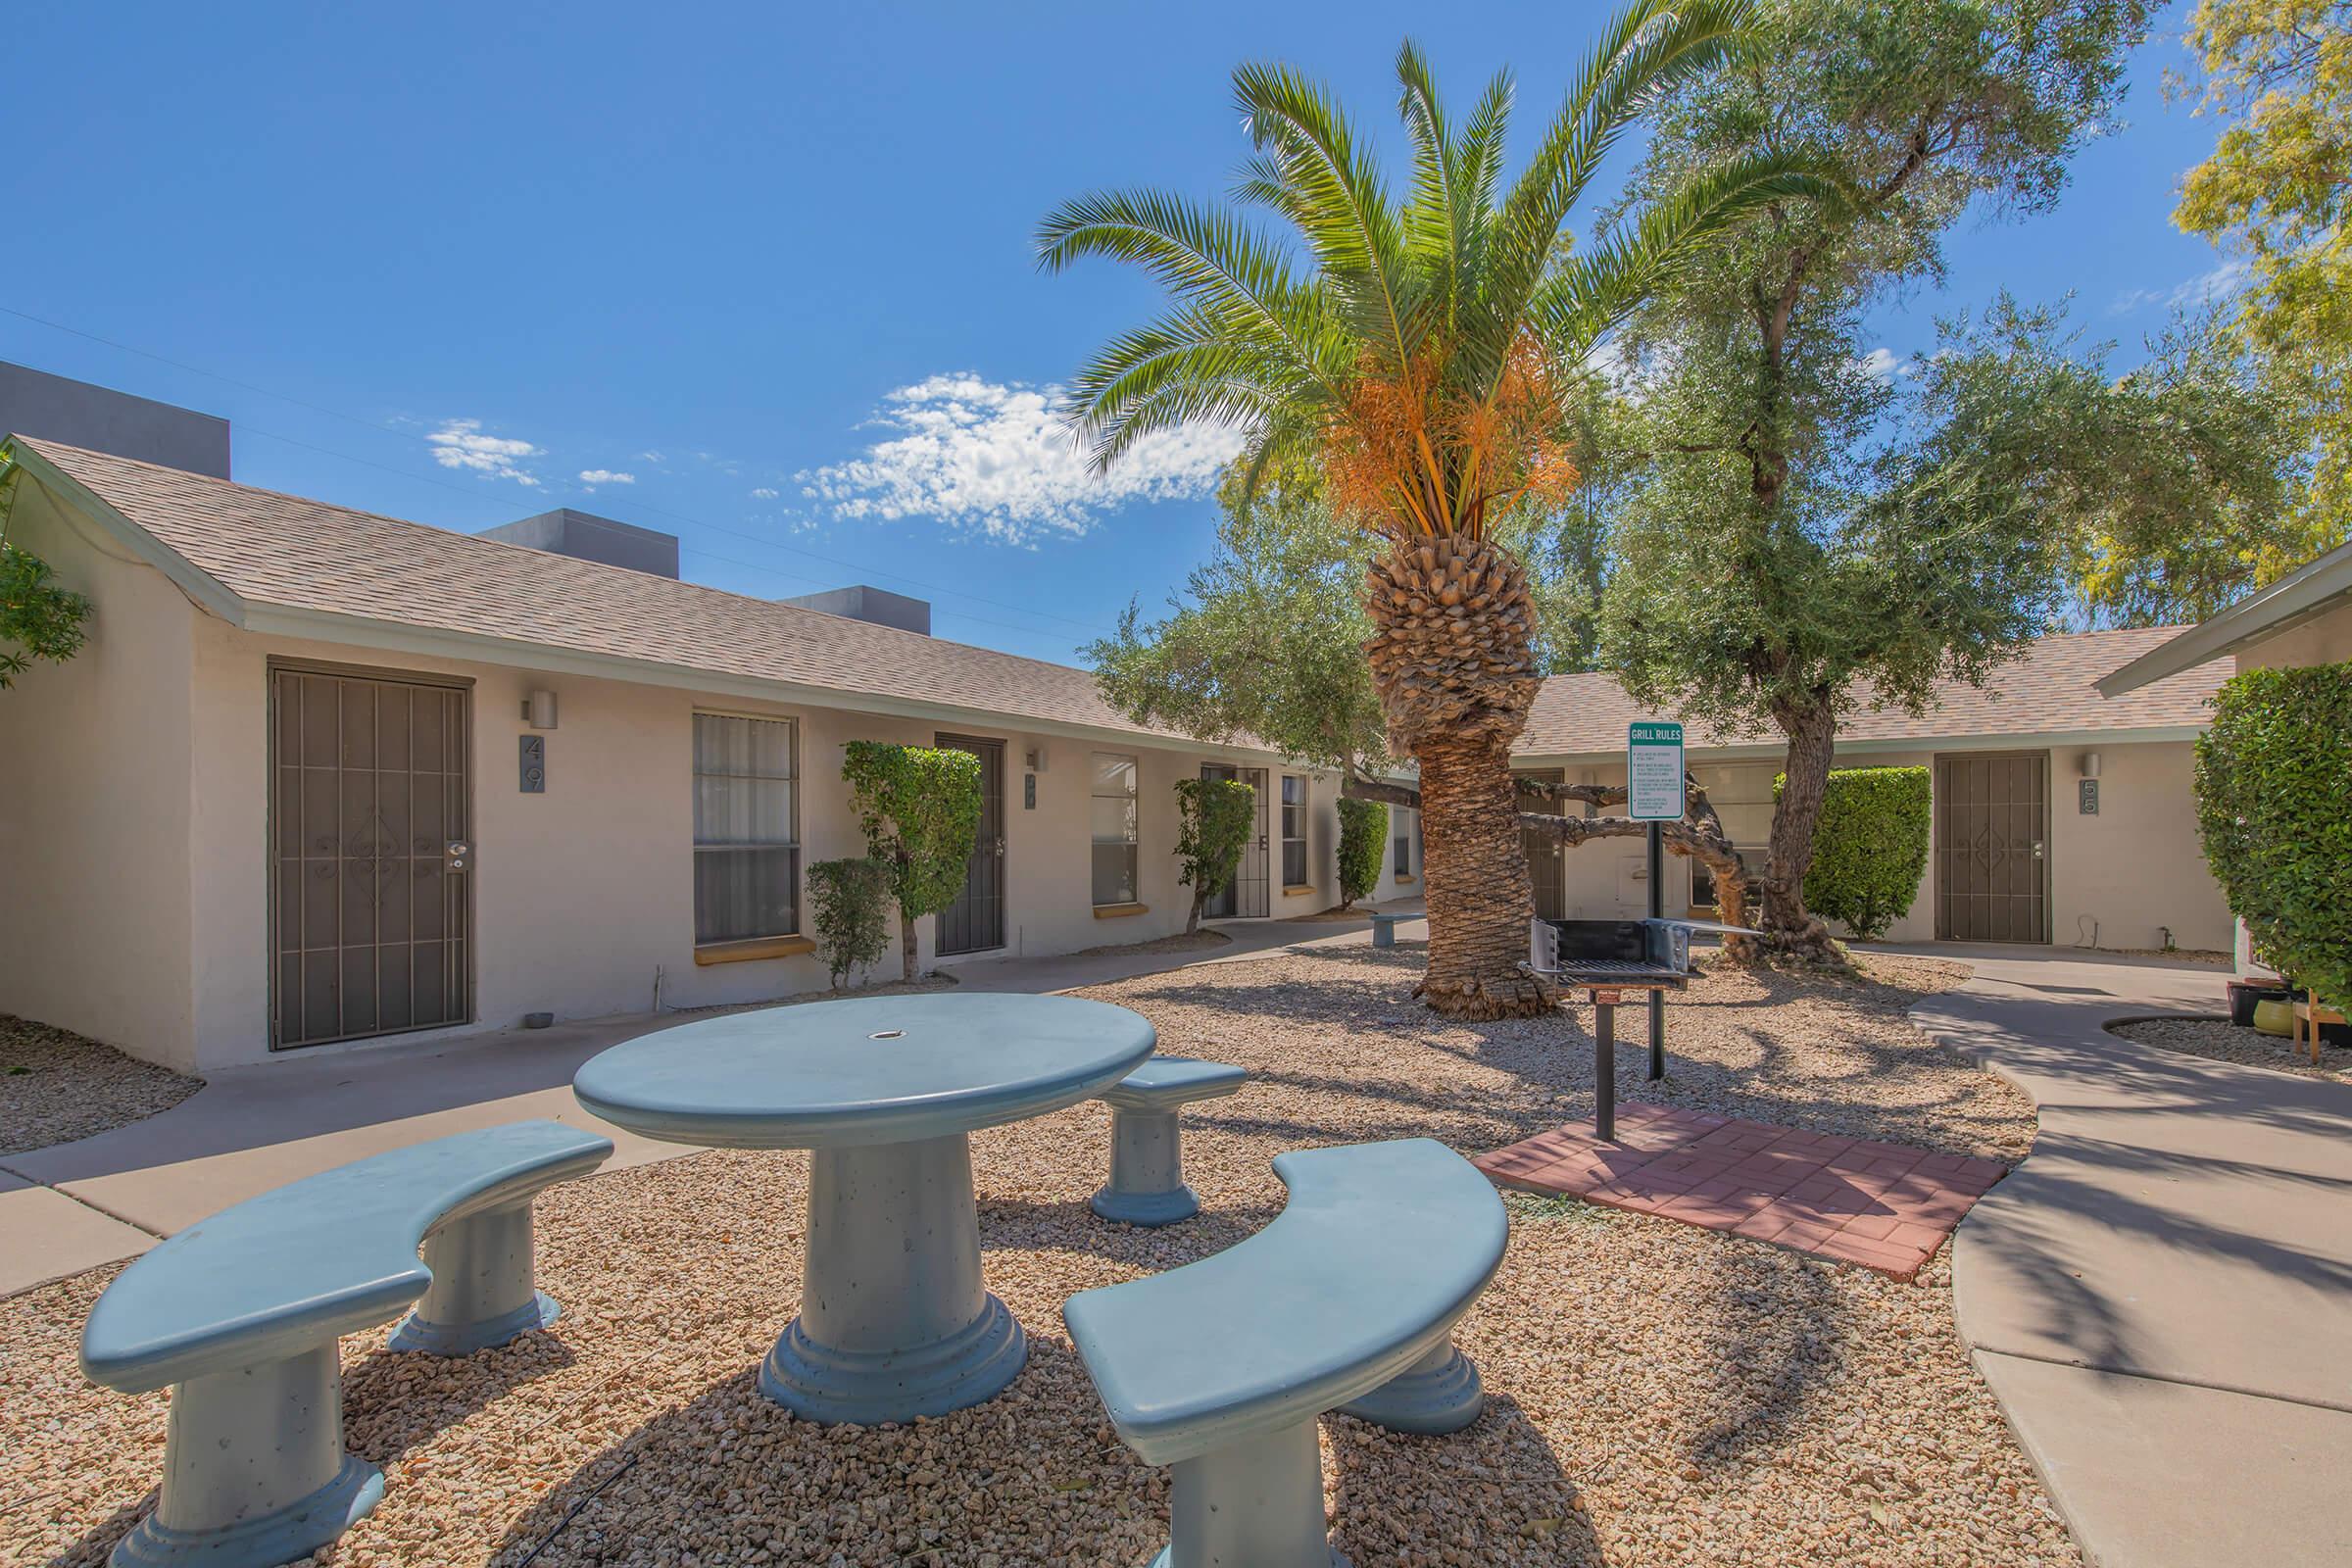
2110;258;2254;317
637;450;666;464
1856;346;1902;384
578;468;636;486
799;372;1244;545
751;486;780;499
426;419;542;486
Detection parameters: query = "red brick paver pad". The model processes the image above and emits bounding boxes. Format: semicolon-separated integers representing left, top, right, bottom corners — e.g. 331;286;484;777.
1473;1103;2007;1280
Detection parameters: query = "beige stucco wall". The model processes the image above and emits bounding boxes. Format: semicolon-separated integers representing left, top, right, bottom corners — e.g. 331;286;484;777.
1529;741;2231;953
0;481;203;1069
5;497;1380;1071
2243;599;2352;670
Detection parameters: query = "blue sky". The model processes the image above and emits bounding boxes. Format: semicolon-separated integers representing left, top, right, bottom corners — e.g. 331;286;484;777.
5;1;2236;664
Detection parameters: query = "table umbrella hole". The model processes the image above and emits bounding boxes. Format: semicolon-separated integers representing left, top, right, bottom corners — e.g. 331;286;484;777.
868;1029;905;1040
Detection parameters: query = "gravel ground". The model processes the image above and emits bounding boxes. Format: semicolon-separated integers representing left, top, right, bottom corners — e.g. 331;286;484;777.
2111;1014;2351;1083
0;944;2075;1568
0;1015;200;1157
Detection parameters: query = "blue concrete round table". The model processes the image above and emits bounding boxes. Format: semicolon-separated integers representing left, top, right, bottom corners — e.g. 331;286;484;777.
573;992;1155;1425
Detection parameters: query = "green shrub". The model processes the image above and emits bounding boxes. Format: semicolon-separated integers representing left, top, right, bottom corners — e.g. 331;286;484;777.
807;857;892;988
1174;777;1257;934
1336;798;1389;909
1775;765;1931;941
2194;662;2352;1011
841;741;985;981
1;541;91;689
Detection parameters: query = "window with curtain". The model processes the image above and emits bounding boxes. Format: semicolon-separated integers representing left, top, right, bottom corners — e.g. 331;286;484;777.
1394;807;1414;876
1092;753;1139;906
1281;775;1307;886
693;713;798;944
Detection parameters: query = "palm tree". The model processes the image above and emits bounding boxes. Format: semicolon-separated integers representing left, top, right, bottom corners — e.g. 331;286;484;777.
1040;0;1826;1018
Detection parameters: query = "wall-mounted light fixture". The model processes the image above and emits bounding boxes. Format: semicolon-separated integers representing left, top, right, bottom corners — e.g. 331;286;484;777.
524;689;560;730
1024;744;1049;772
2081;751;2101;779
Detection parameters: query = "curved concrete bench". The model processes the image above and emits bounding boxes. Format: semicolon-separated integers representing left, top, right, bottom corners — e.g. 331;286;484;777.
1063;1138;1506;1567
81;1120;612;1568
1092;1057;1248;1226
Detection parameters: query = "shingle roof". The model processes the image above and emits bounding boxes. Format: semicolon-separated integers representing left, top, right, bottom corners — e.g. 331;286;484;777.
15;437;1192;746
1518;627;2230;759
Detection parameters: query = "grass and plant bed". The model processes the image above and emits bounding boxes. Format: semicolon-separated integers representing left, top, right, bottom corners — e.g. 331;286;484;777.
0;946;2075;1567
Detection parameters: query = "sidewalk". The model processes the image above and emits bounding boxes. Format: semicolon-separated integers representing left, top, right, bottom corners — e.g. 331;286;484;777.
1888;944;2352;1568
0;909;1410;1297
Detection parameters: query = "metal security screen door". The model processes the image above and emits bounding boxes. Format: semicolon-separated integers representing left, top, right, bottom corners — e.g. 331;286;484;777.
270;665;473;1049
1935;752;2050;943
1519;768;1568;920
1199;765;1270;917
936;735;1005;955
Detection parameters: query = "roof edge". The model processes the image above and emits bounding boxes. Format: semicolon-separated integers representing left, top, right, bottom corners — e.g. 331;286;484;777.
234;600;1299;764
2096;544;2352;696
1513;724;2212;768
2;437;249;624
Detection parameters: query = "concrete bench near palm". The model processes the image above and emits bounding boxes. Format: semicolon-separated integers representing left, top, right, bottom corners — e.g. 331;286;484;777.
79;1120;612;1568
1092;1057;1250;1226
1063;1138;1506;1567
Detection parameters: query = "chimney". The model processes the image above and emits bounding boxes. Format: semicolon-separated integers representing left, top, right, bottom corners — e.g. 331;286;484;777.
478;509;680;577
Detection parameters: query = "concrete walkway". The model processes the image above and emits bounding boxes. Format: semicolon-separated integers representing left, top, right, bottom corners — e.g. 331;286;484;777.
1890;944;2352;1568
0;910;1410;1298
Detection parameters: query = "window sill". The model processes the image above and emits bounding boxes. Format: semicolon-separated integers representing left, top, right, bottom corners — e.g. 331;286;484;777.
1282;884;1316;897
695;935;817;966
1093;902;1150;919
1395;874;1417;885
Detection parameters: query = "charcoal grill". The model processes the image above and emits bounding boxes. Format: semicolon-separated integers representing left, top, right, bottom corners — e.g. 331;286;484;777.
1525;916;1756;1139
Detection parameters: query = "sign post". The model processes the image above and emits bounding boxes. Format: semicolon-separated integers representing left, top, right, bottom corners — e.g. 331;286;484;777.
1629;721;1684;1082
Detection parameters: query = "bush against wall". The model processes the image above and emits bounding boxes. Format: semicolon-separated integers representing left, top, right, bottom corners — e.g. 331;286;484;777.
1173;777;1257;935
841;741;984;982
807;857;892;988
1773;766;1931;942
0;541;90;689
2195;662;2352;1009
1336;797;1389;910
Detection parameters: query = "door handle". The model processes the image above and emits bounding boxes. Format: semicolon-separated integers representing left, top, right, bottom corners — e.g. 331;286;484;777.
995;836;1006;857
446;841;469;869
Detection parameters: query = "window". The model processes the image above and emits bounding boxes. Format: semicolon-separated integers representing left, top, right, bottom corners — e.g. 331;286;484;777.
693;713;798;944
1395;807;1414;877
1092;753;1139;906
1281;775;1308;887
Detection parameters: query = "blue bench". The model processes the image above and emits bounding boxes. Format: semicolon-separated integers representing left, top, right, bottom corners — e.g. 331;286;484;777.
1092;1057;1249;1226
1368;910;1422;949
80;1120;612;1568
1063;1138;1506;1567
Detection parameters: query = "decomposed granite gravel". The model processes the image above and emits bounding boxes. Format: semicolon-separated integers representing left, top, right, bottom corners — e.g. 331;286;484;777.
0;945;2078;1568
2111;1013;2350;1083
0;1014;199;1157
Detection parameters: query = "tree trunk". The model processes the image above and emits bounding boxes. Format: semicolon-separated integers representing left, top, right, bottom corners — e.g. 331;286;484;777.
1415;733;1550;1016
1186;889;1203;937
900;903;919;982
1758;695;1841;960
1362;535;1548;1019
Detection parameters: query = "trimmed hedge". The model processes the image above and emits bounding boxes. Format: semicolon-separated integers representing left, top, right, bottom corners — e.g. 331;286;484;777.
842;741;985;980
1776;765;1932;941
1174;777;1257;933
2194;662;2352;1011
1336;798;1389;910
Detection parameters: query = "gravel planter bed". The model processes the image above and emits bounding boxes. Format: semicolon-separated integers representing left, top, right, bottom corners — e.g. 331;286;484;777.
0;945;2075;1568
2111;1014;2351;1083
0;1015;199;1157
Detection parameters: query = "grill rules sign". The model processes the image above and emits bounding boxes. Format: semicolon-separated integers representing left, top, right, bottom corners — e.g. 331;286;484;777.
1628;720;1686;821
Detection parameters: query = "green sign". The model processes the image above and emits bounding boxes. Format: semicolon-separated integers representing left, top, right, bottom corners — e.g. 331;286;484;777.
1628;720;1685;820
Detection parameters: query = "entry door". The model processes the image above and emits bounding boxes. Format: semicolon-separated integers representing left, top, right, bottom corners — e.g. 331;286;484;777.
270;666;472;1049
1518;768;1568;921
936;734;1005;955
1199;765;1270;918
1935;753;2050;943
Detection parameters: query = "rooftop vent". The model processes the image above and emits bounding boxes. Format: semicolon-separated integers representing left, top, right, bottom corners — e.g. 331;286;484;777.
776;584;931;636
479;509;679;578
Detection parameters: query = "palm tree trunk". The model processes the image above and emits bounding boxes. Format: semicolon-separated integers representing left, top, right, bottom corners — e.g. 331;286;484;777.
1416;733;1549;1016
1363;534;1549;1019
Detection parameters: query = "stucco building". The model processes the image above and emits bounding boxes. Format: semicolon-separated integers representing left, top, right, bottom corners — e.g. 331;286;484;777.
0;436;1421;1073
